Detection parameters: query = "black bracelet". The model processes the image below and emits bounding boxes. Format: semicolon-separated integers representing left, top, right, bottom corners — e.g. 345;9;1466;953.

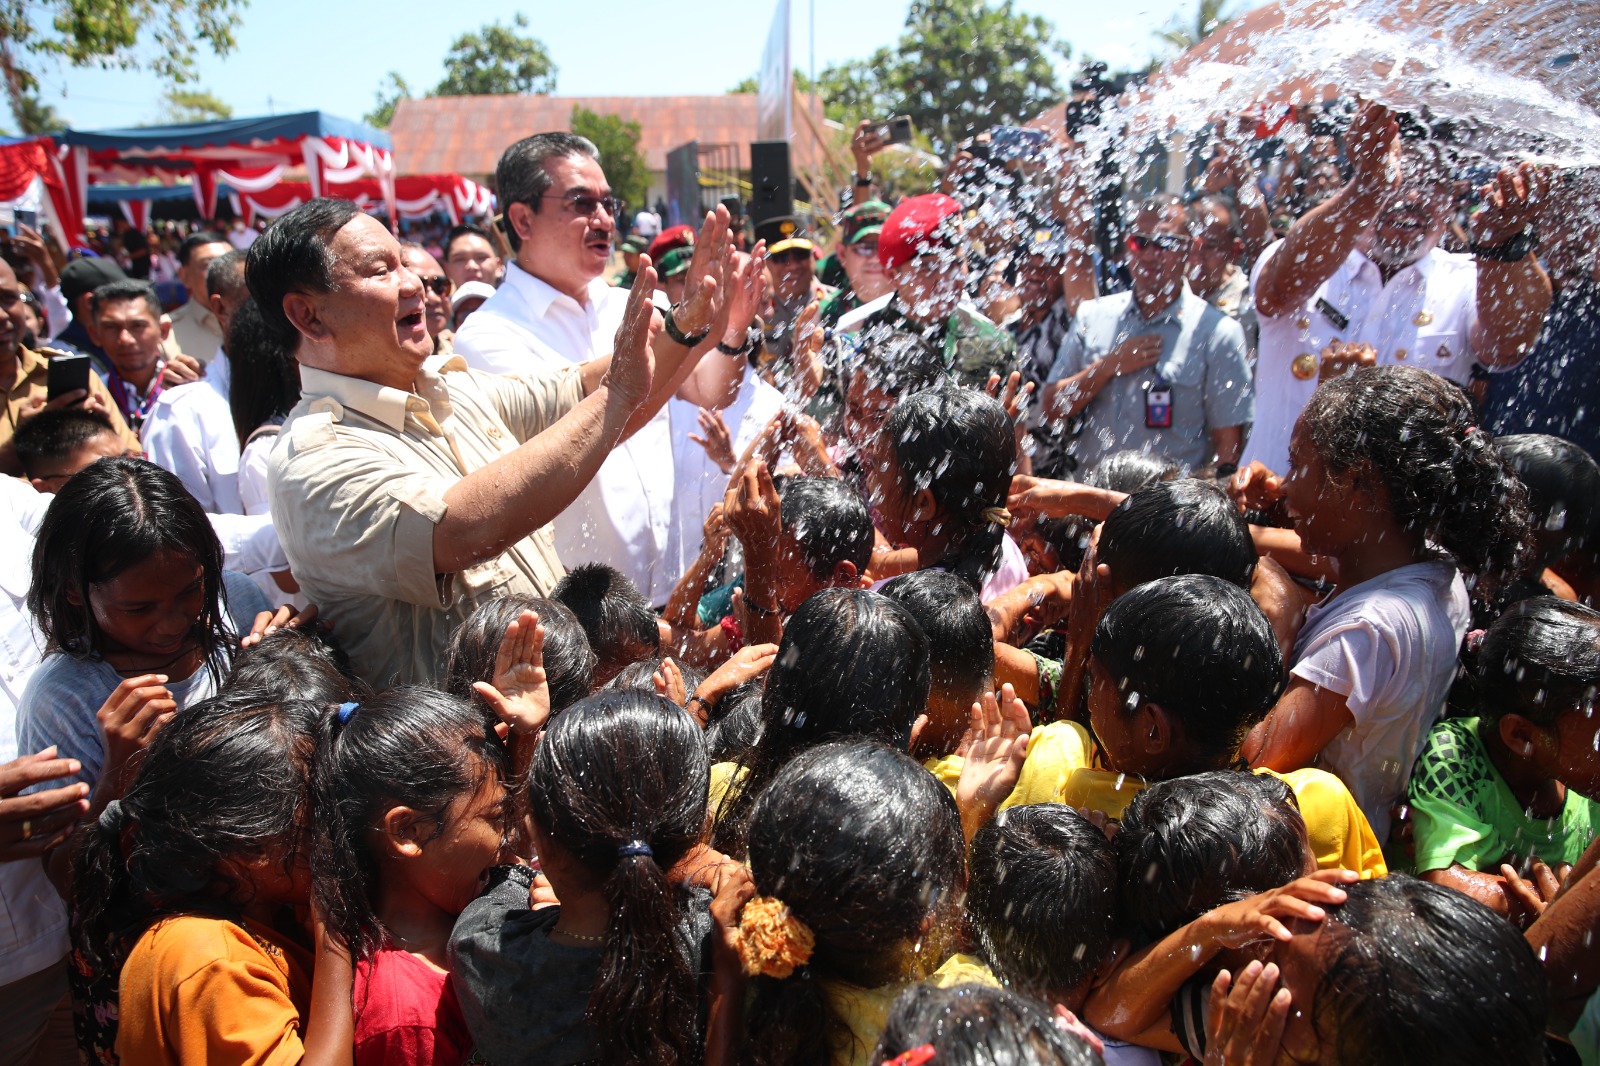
716;330;755;358
742;594;781;618
664;304;712;347
686;694;714;720
1469;226;1538;262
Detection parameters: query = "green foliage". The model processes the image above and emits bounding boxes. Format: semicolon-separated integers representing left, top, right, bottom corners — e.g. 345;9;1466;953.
1154;0;1237;54
434;14;556;97
0;0;244;134
157;87;230;123
570;105;650;216
9;91;62;134
365;71;410;129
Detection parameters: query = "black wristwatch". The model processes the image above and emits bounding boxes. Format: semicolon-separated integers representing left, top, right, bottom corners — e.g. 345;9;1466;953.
1468;226;1538;262
716;328;756;358
664;304;712;347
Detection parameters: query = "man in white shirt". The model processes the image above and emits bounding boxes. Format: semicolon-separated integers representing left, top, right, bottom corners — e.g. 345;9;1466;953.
141;250;251;513
165;231;233;366
455;133;733;605
1245;102;1551;475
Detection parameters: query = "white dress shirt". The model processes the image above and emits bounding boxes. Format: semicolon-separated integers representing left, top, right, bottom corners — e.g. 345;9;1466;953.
454;262;680;604
664;368;785;583
141;361;242;514
1245;242;1482;475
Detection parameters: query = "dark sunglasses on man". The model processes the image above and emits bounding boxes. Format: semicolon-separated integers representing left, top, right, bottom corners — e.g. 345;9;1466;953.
1127;231;1191;255
419;275;453;296
539;193;625;219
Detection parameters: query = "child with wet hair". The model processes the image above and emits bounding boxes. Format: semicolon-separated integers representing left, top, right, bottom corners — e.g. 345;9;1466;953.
1244;366;1533;843
223;621;366;705
443;595;595;714
966;804;1158;1066
1115;772;1315;938
871;983;1103;1066
1409;597;1600;919
1495;433;1600;603
735;740;978;1066
551;564;662;689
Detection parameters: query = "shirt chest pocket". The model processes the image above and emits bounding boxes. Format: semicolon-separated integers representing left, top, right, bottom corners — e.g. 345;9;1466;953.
1410;325;1466;368
456;554;520;599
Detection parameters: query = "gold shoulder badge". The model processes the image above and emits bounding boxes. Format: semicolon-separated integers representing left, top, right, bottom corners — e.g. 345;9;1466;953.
1413;310;1434;326
1292;353;1318;380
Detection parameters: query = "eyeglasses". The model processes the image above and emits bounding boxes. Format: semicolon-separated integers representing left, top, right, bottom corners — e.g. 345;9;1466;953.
848;241;879;257
770;248;812;265
538;192;624;219
419;275;453;297
1127;232;1191;255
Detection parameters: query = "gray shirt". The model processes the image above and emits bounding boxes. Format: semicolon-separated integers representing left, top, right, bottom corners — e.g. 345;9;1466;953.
1048;286;1253;473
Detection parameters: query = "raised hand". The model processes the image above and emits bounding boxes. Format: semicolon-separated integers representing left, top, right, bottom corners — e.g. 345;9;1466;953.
1227;461;1285;514
674;206;733;338
1317;340;1377;382
689;408;737;473
653;656;689;707
97;674;178;802
1471;162;1553;249
956;683;1031;840
0;747;90;861
1205;961;1293;1066
1344;100;1401;193
607;256;662;409
985;370;1035;425
696;642;780;707
473;609;552;740
721;244;768;348
723;458;783;558
790;299;826;400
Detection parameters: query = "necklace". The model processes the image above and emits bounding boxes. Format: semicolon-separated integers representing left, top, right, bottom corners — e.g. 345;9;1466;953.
549;926;605;943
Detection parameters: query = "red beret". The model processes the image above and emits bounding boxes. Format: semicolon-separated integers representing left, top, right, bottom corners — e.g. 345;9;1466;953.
647;225;697;262
878;194;962;271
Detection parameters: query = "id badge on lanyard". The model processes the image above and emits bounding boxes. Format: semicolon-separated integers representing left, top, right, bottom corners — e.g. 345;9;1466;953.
1145;375;1172;429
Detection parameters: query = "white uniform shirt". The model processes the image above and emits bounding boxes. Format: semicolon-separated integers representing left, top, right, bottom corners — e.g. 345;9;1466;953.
664;368;785;583
454;262;679;604
141;368;242;514
1244;242;1480;475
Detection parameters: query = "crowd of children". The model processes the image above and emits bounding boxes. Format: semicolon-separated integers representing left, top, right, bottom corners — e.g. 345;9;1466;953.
2;344;1597;1066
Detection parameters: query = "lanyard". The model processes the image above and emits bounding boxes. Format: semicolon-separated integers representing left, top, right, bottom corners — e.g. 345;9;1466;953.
107;361;164;424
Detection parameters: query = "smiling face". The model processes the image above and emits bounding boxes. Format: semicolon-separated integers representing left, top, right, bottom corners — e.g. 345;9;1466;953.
1128;203;1193;306
85;548;206;661
508;153;616;298
891;251;966;323
1282;421;1373;559
0;260;29;358
400;246;452;341
300;214;430;390
840;237;890;302
396;768;510;918
1369;161;1452;270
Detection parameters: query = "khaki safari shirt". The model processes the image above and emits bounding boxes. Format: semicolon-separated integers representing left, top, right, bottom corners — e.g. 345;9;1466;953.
268;354;584;685
1;345;140;476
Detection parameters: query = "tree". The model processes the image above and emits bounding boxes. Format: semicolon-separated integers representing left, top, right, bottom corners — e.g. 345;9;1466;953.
9;91;61;134
1154;0;1237;54
570;105;650;217
0;0;243;136
158;88;231;123
365;72;411;128
434;14;556;97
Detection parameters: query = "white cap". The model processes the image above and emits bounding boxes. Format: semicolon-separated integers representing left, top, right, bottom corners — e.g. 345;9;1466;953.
451;280;496;309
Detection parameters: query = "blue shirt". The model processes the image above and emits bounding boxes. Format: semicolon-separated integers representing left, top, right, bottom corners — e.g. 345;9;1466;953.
1048;286;1254;473
1482;278;1600;458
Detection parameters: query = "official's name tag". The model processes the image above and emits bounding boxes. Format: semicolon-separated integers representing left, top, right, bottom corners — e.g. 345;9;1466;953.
1146;385;1173;429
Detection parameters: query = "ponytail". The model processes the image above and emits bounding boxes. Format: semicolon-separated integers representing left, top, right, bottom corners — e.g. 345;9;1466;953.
72;799;136;972
527;691;709;1066
1301;366;1532;597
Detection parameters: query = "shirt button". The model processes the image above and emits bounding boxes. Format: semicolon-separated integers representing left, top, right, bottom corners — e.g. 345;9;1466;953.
1296;317;1311;331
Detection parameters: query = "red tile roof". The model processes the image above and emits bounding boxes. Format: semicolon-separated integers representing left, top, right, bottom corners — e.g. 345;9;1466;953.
390;94;827;179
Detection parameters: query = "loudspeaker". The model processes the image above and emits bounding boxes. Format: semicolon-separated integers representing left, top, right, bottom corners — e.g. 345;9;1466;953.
748;140;793;232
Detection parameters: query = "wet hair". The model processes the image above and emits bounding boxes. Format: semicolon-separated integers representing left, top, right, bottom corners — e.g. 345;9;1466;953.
444;223;496;262
29;457;231;673
872;983;1102;1066
204;248;248;302
313;687;507;960
880;569;994;710
743;741;966;1066
779;477;874;578
551;563;661;682
1138;190;1189;227
1299;366;1532;592
177;230;228;265
606;655;707;697
227;297;301;445
495;132;600;252
1097;479;1257;592
967;805;1118;997
712;588;930;854
1092;575;1285;765
12;407;119;478
1042;449;1182;572
1474;598;1600;729
442;594;595;713
90;278;162;322
881;387;1017;591
526;691;709;1066
72;688;321;970
1305;875;1547;1065
223;622;365;705
704;677;764;762
850;329;946;397
245;197;364;352
1117;771;1308;937
1495;434;1600;566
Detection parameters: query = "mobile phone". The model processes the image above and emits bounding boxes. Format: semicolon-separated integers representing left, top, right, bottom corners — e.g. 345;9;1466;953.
873;116;915;146
15;209;36;232
47;353;92;401
990;125;1049;162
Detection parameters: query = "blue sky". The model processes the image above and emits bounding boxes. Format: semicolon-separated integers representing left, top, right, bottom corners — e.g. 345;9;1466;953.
24;0;1241;131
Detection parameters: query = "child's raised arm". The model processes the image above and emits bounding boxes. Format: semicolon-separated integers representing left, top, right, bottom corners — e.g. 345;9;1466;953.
1241;679;1354;773
1083;871;1357;1053
473;610;550;858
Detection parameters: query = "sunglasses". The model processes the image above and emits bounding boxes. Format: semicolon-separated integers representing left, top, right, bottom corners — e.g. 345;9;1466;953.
539;193;624;219
848;241;879;257
1127;232;1191;255
419;275;453;296
770;248;812;265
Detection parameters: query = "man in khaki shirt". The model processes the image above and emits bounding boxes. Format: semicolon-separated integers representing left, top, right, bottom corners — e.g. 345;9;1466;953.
252;197;732;684
166;232;233;364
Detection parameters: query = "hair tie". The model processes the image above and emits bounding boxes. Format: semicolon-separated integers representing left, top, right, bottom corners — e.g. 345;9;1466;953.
336;701;360;725
97;798;125;834
1465;628;1487;652
884;1048;937;1066
737;895;816;979
981;506;1013;528
617;840;653;859
1462;424;1479;438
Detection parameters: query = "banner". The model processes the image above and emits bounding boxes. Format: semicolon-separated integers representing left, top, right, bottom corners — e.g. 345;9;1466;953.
757;0;792;142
